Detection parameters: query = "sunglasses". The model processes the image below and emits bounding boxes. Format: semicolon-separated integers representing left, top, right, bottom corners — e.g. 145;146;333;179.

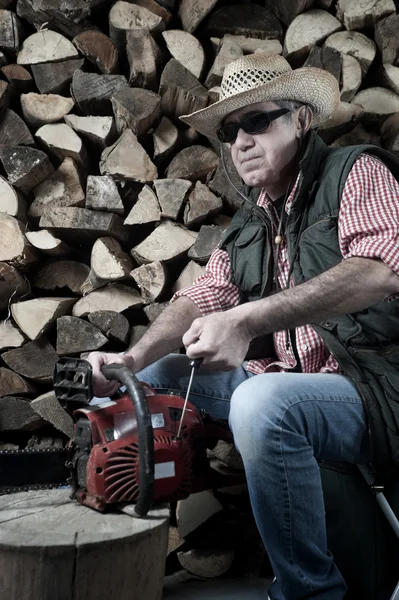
217;108;290;143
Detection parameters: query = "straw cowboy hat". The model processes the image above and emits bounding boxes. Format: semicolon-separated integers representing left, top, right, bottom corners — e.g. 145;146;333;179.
180;53;340;140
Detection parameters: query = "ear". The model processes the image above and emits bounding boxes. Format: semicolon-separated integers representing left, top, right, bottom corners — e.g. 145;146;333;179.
295;105;313;139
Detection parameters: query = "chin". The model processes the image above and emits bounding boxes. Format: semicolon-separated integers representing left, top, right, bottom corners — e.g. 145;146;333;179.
241;172;268;188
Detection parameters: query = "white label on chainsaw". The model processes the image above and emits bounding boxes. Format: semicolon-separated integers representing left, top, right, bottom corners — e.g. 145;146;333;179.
151;413;165;429
154;461;175;480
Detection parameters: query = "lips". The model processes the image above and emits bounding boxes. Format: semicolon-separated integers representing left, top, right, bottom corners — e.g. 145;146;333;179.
241;155;261;164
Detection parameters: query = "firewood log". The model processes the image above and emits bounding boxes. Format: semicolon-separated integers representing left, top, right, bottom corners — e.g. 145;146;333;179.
88;310;130;345
188;224;223;264
129;323;148;347
131;220;197;263
1;337;59;383
0;80;11;111
72;283;143;317
0;367;37;396
340;54;362;102
331;123;381;147
56;315;108;354
143;301;168;322
217;34;283;55
72;30;118;75
336;0;395;31
0;108;34;146
126;29;163;91
166;145;219;182
318;101;364;145
0;320;26;351
71;70;129;116
153;178;192;220
0;397;45;431
375;13;399;66
172;260;205;293
124;184;161;225
177;548;234;578
159;59;208;122
35;123;89;170
381;113;399;154
378;63;399;96
17;30;79;65
109;1;164;57
0;215;38;267
86;175;124;215
204;37;243;89
64;115;117;150
0;9;22;55
132;0;172;24
25;230;73;257
162;30;205;79
324;31;376;76
0;262;30;310
266;0;315;28
100;129;158;182
16;0;90;38
351;87;399;129
201;4;283;41
178;0;218;33
32;260;90;294
20;93;75;129
1;63;34;93
130;261;167;303
31;391;74;438
31;58;85;95
153;116;179;163
205;154;243;214
284;9;342;63
81;236;134;294
184;181;223;227
0;176;26;221
303;46;341;83
11;297;76;341
111;87;161;137
0;146;54;192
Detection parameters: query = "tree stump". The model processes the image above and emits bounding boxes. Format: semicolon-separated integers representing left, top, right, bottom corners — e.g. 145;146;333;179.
0;489;169;600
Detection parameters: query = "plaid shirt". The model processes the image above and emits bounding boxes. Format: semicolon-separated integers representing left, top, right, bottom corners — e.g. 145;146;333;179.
173;154;399;374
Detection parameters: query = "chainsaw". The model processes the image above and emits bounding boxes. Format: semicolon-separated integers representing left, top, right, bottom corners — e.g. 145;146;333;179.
0;357;243;516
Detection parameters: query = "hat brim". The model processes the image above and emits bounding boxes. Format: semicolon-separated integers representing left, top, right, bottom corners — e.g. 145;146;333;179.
180;67;340;140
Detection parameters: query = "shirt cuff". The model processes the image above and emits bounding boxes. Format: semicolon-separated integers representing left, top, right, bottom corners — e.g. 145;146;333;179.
171;285;224;316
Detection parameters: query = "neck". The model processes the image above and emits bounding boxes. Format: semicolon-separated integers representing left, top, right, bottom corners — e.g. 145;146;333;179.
265;162;300;202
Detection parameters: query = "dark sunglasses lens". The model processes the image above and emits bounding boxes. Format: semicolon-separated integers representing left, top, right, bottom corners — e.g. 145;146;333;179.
244;113;271;134
217;123;237;143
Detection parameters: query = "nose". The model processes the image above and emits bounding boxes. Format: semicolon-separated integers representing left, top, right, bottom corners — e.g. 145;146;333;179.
233;127;255;151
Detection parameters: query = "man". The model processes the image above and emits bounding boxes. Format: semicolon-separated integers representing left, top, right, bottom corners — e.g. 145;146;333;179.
88;54;399;599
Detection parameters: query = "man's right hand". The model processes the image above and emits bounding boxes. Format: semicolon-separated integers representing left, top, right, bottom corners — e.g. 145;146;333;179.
86;352;135;398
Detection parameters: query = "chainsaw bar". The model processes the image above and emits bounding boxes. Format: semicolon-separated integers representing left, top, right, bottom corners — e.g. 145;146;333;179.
0;447;70;494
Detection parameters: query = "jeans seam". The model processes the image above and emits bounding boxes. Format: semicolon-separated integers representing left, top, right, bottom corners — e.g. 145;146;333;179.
151;385;230;402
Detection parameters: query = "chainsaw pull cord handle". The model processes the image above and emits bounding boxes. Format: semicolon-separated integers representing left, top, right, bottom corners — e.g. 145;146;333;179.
101;364;154;518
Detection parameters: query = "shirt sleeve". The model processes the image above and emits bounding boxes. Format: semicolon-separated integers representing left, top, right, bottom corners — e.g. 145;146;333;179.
339;153;399;277
171;248;242;315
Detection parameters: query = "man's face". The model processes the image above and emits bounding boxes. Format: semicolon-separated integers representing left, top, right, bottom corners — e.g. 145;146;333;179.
226;101;302;191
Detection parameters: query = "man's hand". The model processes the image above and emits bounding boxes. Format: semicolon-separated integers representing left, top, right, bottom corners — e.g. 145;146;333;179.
182;311;251;371
86;352;135;397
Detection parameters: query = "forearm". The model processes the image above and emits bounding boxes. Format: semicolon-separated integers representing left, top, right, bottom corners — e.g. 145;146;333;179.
232;257;399;339
127;296;202;372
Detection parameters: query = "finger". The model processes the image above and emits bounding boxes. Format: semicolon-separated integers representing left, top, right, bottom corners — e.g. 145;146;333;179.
182;321;202;347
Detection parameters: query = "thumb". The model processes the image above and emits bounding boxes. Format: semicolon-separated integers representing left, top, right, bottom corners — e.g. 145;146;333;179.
182;319;202;348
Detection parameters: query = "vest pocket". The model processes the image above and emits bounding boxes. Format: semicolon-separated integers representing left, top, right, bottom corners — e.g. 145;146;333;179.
232;223;266;294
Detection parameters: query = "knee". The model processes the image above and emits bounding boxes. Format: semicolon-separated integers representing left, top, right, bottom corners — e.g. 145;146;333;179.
137;353;188;388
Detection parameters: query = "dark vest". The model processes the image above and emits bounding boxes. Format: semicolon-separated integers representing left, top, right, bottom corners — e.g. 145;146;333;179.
220;131;399;475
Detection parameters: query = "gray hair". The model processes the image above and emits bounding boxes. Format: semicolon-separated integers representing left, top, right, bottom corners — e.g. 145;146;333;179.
274;100;310;123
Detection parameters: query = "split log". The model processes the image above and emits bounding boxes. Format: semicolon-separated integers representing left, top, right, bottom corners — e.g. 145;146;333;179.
375;13;399;66
0;367;36;396
0;262;30;311
88;310;130;345
72;30;118;75
217;34;282;55
284;9;342;63
266;0;315;28
201;4;283;41
184;181;223;227
17;30;79;65
1;337;59;383
100;129;158;183
20;93;75;129
212;213;232;228
166;145;219;182
131;220;197;263
31;391;74;438
318;101;364;145
172;260;205;293
81;237;134;294
336;0;395;31
331;123;381;147
39;207;129;244
178;0;218;33
86;175;124;215
304;46;341;84
378;63;399;96
32;260;90;294
154;178;192;220
0;9;22;55
351;87;399;129
56;315;108;354
177;548;234;579
16;0;90;37
0;80;11;111
132;0;172;23
129;323;148;346
143;301;168;322
29;157;85;222
177;490;223;539
188;225;223;264
109;1;164;57
72;283;143;317
0;109;34;147
0;320;26;351
126;29;163;91
340;54;362;102
35;123;89;170
204;37;243;89
111;87;161;137
0;397;45;431
130;261;167;303
31;58;85;95
11;297;76;341
25;230;73;257
324;31;376;76
1;63;35;93
0;215;38;267
71;70;129;116
158;59;208;122
0;146;54;192
162;30;205;79
153;116;179;163
124;184;161;225
64;115;117;150
0;176;26;221
381;113;399;154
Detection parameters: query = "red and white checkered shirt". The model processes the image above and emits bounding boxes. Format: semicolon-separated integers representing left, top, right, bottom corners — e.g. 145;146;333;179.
173;154;399;375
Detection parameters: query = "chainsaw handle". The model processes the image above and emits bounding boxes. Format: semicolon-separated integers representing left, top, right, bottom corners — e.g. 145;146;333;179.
101;364;154;518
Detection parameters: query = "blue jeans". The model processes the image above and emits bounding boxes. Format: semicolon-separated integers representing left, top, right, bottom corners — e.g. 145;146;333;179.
130;354;370;600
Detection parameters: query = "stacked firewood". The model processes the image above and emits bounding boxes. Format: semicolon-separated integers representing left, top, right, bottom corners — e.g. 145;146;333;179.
1;0;399;452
